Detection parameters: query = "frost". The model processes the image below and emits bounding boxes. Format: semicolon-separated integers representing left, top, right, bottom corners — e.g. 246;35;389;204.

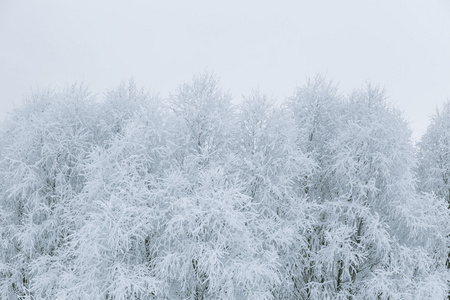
0;74;448;299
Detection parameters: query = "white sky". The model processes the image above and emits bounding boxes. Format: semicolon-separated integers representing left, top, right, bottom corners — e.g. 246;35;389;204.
1;0;449;141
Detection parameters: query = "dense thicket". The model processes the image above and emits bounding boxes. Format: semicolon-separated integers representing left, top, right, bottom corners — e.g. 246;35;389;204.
0;74;448;299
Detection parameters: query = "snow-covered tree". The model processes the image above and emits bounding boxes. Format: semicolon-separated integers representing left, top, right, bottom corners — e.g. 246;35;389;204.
0;74;447;299
235;90;316;299
327;86;448;299
47;90;167;300
285;76;344;298
152;73;280;299
168;72;235;167
0;85;99;298
416;99;450;279
417;100;450;205
287;79;448;299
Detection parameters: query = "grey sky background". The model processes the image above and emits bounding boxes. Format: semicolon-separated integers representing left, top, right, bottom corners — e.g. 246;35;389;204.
1;0;449;141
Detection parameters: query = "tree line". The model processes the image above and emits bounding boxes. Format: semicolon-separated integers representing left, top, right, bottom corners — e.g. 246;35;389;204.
0;73;448;299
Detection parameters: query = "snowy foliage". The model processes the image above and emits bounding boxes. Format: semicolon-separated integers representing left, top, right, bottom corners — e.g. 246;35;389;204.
0;73;448;299
417;101;450;205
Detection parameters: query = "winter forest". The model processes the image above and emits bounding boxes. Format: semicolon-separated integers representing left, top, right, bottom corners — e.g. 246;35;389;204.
0;73;448;299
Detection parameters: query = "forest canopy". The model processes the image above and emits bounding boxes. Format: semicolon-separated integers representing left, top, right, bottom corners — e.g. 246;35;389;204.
0;73;448;299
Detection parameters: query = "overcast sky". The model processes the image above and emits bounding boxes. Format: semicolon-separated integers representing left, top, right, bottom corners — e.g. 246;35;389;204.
1;0;449;140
